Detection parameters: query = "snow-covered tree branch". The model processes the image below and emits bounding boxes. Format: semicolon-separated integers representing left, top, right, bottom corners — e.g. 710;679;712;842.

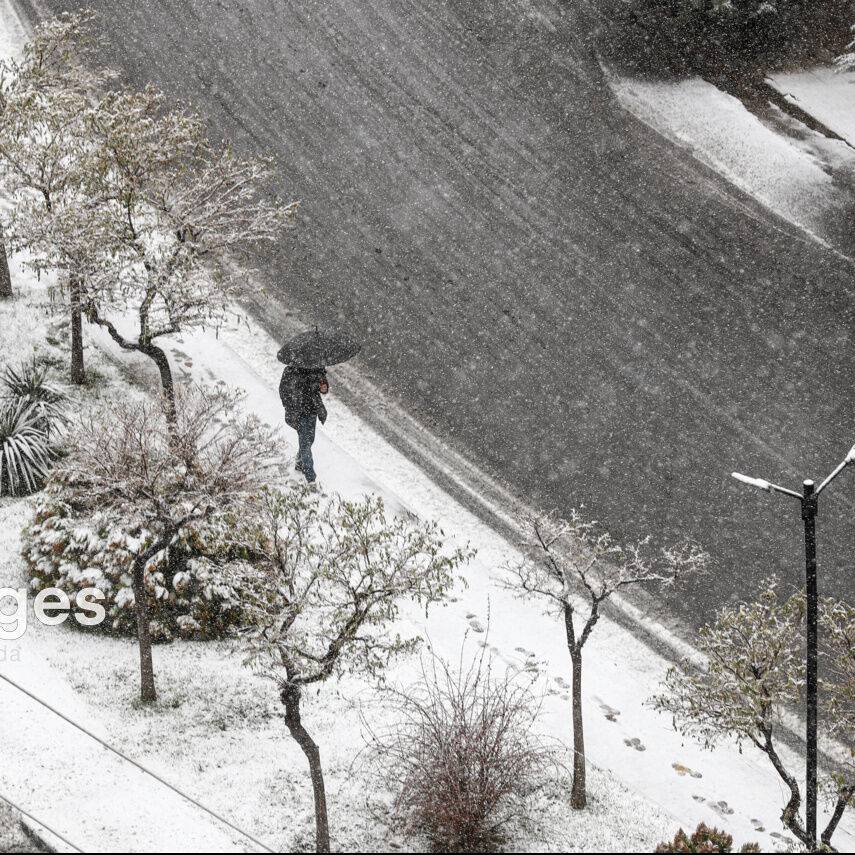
0;10;110;380
47;84;299;419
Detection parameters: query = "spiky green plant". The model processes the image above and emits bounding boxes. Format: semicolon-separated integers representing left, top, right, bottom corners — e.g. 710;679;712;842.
2;358;67;433
0;398;58;496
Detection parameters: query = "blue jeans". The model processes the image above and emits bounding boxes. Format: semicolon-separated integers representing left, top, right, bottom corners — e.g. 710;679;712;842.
296;415;317;482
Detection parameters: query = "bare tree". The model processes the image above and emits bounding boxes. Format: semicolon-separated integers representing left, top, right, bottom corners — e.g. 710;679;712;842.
0;11;107;379
234;488;470;852
653;584;854;850
61;85;298;419
506;510;707;809
53;385;277;703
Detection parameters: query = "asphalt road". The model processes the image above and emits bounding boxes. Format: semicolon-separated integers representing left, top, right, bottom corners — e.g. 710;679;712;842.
32;0;855;626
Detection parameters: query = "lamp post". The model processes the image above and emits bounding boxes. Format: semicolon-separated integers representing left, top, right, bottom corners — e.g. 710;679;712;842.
731;442;855;852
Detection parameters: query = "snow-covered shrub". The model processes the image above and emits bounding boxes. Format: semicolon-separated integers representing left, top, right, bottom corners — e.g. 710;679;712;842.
22;491;247;641
366;646;555;853
0;397;59;496
23;384;278;661
611;0;853;74
655;822;759;852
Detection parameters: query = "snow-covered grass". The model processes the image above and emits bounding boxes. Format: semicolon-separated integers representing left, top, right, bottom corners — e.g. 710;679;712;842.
609;71;855;255
769;65;855;147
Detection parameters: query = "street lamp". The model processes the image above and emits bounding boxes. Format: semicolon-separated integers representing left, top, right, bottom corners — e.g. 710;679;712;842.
731;441;855;852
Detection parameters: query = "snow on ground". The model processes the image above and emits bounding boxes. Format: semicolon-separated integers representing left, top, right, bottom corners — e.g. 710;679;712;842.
609;73;855;253
769;65;855;147
0;266;676;852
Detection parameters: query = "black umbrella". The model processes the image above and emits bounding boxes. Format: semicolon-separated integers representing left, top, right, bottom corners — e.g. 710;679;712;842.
277;327;361;368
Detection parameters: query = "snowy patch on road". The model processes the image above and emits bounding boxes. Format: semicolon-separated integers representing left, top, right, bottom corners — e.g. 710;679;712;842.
610;73;855;254
769;65;855;147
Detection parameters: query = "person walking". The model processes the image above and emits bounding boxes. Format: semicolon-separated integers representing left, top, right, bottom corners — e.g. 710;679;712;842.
279;364;329;483
276;326;360;484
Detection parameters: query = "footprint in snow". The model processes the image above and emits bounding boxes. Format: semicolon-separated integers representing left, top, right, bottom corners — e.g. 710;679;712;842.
671;762;703;779
593;696;620;722
711;800;734;817
465;612;476;620
750;818;765;832
468;618;485;633
623;736;646;752
554;676;570;690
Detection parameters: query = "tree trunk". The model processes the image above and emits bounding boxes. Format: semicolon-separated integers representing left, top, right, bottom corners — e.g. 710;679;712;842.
132;556;157;704
139;341;176;423
69;277;85;385
760;728;807;847
822;785;854;849
281;683;331;853
570;647;586;809
0;230;11;299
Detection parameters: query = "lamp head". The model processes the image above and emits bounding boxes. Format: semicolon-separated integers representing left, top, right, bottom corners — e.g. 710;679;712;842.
731;472;772;492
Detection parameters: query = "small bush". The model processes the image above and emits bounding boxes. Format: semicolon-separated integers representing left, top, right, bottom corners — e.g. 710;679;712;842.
0;397;59;496
23;486;248;641
366;645;556;852
655;822;761;852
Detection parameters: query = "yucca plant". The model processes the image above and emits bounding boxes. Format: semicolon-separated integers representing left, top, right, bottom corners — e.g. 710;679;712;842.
2;358;68;434
0;398;58;496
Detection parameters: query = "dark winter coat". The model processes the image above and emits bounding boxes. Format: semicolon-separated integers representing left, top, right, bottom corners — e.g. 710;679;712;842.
279;366;328;429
